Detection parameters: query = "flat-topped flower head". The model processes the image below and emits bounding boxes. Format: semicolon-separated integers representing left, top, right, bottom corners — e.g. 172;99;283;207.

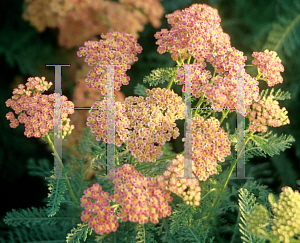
184;116;231;180
163;154;201;206
5;77;74;139
155;3;231;61
200;72;259;115
247;95;290;133
269;186;300;242
80;183;118;235
123;88;185;162
77;31;142;96
108;164;172;225
252;49;284;87
86;97;129;146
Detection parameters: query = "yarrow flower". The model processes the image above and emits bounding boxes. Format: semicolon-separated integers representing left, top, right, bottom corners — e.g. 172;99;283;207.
5;77;75;139
269;187;300;243
154;3;230;61
86;87;185;162
80;183;118;235
108;164;173;225
163;154;201;206
77;31;142;96
185;116;231;180
200;72;260;115
124;88;185;162
246;204;270;236
247;95;290;133
252;49;284;87
247;187;300;243
86;97;129;147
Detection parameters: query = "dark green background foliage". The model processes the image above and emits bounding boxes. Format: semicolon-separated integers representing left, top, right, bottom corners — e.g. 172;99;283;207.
0;0;300;242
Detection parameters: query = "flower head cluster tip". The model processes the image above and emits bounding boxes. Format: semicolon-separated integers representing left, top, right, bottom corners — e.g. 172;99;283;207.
252;49;284;87
155;3;230;61
248;95;290;133
5;77;75;138
80;184;118;235
269;187;300;242
108;164;173;225
124;88;185;162
163;154;201;206
185;116;231;180
77;31;142;96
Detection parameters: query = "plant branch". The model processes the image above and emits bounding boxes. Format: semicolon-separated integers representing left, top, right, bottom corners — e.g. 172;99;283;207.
203;131;255;228
45;134;78;204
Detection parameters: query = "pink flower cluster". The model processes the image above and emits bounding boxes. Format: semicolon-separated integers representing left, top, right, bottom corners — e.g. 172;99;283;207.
77;31;142;96
80;184;118;235
252;49;284;87
185;116;231;180
163;154;201;206
201;72;260;115
86;98;129;147
176;59;212;98
124;88;185;162
86;87;185;162
248;95;290;133
154;4;230;61
108;164;173;225
5;77;75;138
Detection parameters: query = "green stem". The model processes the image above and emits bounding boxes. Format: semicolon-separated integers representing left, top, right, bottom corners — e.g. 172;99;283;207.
166;65;180;90
213;66;216;78
203;131;255;228
192;93;205;117
45;134;78;204
219;109;230;125
187;55;192;65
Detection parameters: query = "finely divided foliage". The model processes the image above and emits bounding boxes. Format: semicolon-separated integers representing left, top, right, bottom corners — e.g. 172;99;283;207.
2;2;299;243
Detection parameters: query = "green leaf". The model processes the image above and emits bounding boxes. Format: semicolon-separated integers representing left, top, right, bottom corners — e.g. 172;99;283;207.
66;223;93;243
26;158;51;180
143;67;177;86
134;83;148;97
250;132;295;157
46;166;70;217
262;0;300;58
238;188;265;243
3;207;79;228
259;88;291;101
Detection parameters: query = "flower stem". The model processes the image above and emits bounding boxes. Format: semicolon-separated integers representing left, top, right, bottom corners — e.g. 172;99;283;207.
166;65;180;90
219;109;230;125
192;93;205;117
45;134;78;204
203;131;255;228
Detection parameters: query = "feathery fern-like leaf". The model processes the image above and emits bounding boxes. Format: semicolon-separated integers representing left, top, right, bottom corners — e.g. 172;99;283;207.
250;132;295;157
263;0;300;58
134;83;148;97
4;223;72;243
259;88;291;101
3;207;79;228
238;188;265;243
66;223;93;243
143;67;177;86
135;223;157;243
46;165;70;217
